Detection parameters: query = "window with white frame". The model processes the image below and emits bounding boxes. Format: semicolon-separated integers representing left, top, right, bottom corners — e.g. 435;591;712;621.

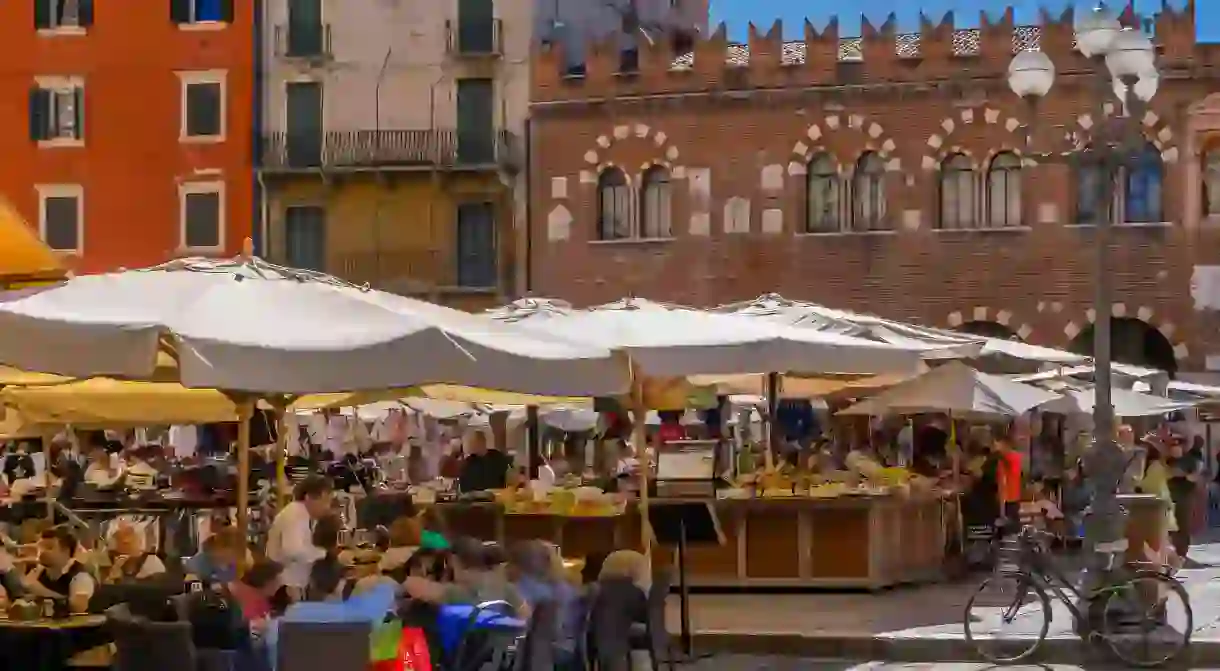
938;154;975;229
178;71;226;140
37;184;83;253
851;152;887;231
596;168;631;240
805;153;841;233
170;0;234;25
639;166;672;238
180;182;224;250
35;0;94;30
1205;151;1220;218
986;152;1023;227
29;80;83;142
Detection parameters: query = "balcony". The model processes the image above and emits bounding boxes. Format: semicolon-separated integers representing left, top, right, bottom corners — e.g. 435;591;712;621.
274;22;332;61
445;18;503;57
259;129;519;173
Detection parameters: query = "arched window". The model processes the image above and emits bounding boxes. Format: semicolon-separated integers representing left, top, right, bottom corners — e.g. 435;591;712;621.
1124;142;1162;223
597;168;631;240
1205;152;1220;217
1075;153;1106;225
639;166;671;238
939;154;975;229
852;152;886;230
986;152;1022;227
806;153;840;232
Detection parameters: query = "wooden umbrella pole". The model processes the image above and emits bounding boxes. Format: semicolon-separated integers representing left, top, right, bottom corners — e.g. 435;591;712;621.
631;366;651;559
41;427;58;522
235;397;254;546
273;399;291;509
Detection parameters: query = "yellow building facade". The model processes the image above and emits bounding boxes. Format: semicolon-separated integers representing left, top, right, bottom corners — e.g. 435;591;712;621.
258;0;528;310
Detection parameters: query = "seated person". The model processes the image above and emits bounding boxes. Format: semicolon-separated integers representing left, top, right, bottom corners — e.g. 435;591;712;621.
22;526;95;614
402;536;524;614
102;523;167;583
229;559;285;622
508;540;579;660
378;516;422;579
185;527;245;585
82;440;122;487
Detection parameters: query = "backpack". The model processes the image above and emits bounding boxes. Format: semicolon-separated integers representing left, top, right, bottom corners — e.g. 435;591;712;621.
185;585;248;650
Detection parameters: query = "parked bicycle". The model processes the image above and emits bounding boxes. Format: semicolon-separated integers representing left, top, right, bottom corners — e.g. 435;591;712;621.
962;525;1191;667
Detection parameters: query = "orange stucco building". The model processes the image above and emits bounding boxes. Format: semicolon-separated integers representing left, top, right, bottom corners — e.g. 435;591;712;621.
0;1;253;274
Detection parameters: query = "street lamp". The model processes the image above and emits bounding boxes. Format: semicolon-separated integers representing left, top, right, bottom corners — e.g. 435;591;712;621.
1005;5;1159;597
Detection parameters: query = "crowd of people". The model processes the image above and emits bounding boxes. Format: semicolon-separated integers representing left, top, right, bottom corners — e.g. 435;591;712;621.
0;470;660;671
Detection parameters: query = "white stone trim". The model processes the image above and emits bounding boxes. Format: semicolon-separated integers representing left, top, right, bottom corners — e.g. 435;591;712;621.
944;307;1034;341
922;107;1023;171
576;122;683;190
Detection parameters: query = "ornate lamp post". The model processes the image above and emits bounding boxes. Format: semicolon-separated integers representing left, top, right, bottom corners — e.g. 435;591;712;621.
1005;5;1159;594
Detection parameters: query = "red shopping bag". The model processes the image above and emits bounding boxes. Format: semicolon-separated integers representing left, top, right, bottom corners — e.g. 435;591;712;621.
370;627;433;671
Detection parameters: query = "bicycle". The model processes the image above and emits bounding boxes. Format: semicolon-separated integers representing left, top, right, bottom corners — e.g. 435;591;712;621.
962;525;1192;667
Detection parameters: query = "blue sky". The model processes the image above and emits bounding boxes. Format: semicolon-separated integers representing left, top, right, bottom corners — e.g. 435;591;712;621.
709;1;1214;42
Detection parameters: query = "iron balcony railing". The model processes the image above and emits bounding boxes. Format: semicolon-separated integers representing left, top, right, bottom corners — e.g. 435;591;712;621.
274;22;333;60
445;18;503;57
259;129;519;171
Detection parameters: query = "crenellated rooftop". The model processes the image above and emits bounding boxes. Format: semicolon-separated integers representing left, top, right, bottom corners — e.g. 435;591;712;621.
532;3;1202;103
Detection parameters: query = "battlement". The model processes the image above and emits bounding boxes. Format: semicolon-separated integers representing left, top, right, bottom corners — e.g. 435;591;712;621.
532;2;1199;103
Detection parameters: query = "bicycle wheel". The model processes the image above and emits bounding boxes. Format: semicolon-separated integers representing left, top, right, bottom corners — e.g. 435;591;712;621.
963;573;1051;664
1100;570;1192;668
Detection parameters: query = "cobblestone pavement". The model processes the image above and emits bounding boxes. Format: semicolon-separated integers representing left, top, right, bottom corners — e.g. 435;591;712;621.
665;538;1220;664
678;658;1219;670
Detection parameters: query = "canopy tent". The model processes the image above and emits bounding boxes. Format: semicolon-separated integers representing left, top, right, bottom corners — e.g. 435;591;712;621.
0;252;630;537
488;296;930;552
1035;384;1196;417
488;297;927;377
718;294;1087;367
689;372;914;400
838;361;1062;419
0;198;66;286
1013;363;1164;385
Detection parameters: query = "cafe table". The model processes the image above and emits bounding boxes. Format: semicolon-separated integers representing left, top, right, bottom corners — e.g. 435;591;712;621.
0;614;109;671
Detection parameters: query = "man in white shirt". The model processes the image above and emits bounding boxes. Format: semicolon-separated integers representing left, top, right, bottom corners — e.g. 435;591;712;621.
266;475;334;597
23;527;95;614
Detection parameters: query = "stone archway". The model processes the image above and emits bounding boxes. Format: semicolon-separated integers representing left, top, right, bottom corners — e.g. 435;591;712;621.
955;319;1021;341
1067;317;1178;376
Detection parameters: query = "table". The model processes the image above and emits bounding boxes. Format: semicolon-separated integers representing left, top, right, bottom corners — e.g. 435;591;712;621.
0;614;108;671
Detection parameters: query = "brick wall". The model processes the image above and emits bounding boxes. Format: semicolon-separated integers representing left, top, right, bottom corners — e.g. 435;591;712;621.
527;3;1220;373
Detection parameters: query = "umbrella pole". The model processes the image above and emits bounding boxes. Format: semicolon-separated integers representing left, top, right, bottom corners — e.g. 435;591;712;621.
235;397;255;548
631;369;652;559
273;398;292;509
41;427;57;522
764;373;780;472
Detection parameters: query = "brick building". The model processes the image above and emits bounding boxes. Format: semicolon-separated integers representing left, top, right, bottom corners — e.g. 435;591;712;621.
0;0;254;274
526;3;1220;378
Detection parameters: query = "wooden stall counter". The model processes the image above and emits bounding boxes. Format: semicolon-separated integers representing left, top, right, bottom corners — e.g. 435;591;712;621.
425;495;946;590
677;495;948;590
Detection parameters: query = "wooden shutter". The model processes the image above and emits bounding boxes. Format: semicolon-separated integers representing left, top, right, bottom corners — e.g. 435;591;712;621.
219;0;234;22
72;87;84;140
170;0;190;23
28;89;48;141
79;0;95;27
34;0;52;29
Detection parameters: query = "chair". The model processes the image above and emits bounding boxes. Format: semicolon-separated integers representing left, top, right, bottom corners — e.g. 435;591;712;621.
108;607;197;671
277;621;372;671
587;578;646;671
513;598;559;671
448;600;519;671
632;569;675;671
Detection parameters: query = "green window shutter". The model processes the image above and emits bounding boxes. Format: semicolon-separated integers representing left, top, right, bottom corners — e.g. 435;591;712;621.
28;88;48;141
79;0;95;27
34;0;51;29
170;0;191;23
219;0;234;22
73;87;84;140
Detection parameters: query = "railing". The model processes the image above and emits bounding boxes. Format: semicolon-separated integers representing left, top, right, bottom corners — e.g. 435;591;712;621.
259;129;519;171
445;18;503;57
274;22;332;59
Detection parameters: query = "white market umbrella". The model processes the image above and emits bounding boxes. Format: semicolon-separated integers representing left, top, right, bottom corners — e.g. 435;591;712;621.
0;256;628;396
489;297;926;376
720;293;1086;366
1038;386;1196;418
539;407;599;433
838;361;1062;419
